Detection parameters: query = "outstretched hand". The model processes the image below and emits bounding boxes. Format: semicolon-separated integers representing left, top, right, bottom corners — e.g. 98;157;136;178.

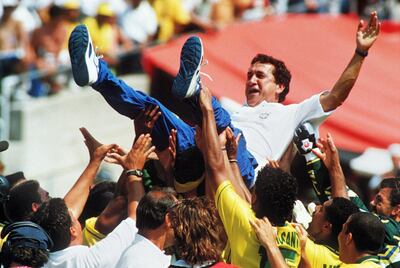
356;11;380;53
80;127;118;163
226;127;241;161
312;133;340;171
157;129;177;172
134;104;161;137
199;86;213;112
108;134;155;170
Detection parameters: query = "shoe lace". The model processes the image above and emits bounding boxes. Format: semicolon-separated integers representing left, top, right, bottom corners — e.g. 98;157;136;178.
200;58;213;82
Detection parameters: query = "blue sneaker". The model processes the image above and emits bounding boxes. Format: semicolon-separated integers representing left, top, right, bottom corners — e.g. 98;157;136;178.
68;24;99;87
172;36;203;99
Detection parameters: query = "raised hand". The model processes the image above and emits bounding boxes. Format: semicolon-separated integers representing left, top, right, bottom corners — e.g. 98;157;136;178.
80;127;117;162
226;127;241;161
199;86;213;112
108;134;155;170
157;129;177;173
134;104;161;137
356;11;380;53
312;133;340;171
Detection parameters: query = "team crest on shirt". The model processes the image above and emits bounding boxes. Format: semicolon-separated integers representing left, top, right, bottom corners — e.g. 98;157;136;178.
259;112;270;119
301;139;313;151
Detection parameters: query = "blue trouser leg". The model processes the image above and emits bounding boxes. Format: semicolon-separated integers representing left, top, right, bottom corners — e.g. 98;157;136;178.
187;94;258;186
91;59;196;152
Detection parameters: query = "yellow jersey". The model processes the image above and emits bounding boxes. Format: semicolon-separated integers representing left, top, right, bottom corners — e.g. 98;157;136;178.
305;238;341;268
82;217;106;246
215;181;301;268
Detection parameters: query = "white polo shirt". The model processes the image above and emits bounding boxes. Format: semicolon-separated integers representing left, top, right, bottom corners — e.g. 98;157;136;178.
116;234;171;267
231;93;331;173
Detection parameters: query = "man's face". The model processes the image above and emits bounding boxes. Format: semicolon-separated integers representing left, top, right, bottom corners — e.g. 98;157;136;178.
370;187;393;216
338;217;351;262
307;200;332;242
245;62;283;107
38;187;50;203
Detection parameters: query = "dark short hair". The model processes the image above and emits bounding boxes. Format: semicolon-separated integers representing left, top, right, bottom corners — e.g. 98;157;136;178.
325;197;359;239
170;197;225;265
79;181;116;225
1;246;49;268
380;178;400;207
136;188;177;230
255;166;297;226
251;54;291;103
5;180;42;222
346;212;385;253
31;198;72;252
173;146;205;185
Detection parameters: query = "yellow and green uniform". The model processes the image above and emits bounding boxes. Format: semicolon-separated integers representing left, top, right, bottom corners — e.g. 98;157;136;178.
306;158;400;246
340;256;381;268
216;181;301;268
379;245;400;268
82;217;106;246
305;238;341;268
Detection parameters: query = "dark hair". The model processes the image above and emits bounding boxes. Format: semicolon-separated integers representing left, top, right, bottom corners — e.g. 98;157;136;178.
251;54;291;103
254;166;297;226
325;197;359;239
5;180;42;222
136;188;177;230
79;181;116;225
30;198;72;252
380;178;400;207
170;197;224;265
346;212;385;253
2;246;49;268
173;147;205;185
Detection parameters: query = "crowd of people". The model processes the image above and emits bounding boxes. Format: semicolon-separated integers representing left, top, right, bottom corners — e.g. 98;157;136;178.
1;0;399;96
0;6;398;268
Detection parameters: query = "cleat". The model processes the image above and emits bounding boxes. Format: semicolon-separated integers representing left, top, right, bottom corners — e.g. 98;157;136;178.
172;36;203;99
68;24;99;86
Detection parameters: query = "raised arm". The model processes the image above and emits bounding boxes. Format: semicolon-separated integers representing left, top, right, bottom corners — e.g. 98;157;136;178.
64;128;117;219
312;133;348;199
199;87;228;191
108;134;155;220
319;11;380;112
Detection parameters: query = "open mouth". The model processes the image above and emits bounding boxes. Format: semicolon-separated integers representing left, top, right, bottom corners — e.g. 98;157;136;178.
247;88;259;94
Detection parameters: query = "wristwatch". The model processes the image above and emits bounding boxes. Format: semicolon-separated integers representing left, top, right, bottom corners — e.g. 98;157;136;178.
126;169;144;177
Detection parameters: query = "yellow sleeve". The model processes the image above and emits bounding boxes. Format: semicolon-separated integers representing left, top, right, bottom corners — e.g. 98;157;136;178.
305;238;341;267
82;217;106;246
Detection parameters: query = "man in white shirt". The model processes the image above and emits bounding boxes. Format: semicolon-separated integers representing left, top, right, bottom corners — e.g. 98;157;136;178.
116;188;177;268
31;134;155;268
68;11;379;189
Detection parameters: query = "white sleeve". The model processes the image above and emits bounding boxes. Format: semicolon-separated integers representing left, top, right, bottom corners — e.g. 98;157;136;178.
295;92;333;129
83;218;137;268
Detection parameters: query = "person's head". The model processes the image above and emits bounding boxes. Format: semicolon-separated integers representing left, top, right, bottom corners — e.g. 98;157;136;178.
173;147;205;194
245;54;291;107
370;177;400;221
307;197;359;246
169;197;225;265
338;212;385;263
5;180;49;222
31;198;82;252
136;188;177;248
252;166;297;226
79;181;115;225
0;221;53;268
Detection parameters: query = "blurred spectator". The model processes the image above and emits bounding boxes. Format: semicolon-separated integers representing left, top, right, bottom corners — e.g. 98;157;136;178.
81;0;127;17
58;0;81;47
0;0;31;78
83;2;133;67
30;4;69;96
119;0;158;46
